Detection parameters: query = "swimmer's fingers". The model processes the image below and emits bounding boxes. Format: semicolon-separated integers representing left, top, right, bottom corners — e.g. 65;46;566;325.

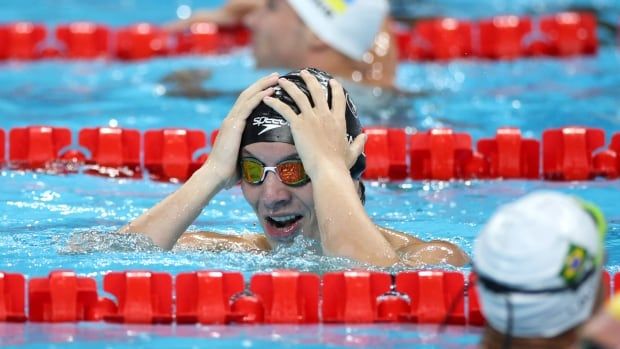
263;97;298;123
237;87;275;119
329;79;347;130
236;73;279;105
278;78;314;116
347;133;367;169
300;70;329;114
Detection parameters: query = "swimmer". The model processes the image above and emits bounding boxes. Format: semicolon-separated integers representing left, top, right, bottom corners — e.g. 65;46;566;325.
120;68;468;267
163;0;407;120
579;296;620;349
474;191;607;349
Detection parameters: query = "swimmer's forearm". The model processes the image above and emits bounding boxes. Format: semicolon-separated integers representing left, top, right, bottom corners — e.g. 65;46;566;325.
312;165;398;267
118;163;226;250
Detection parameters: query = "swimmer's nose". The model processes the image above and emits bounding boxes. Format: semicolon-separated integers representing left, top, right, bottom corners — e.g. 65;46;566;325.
261;171;292;211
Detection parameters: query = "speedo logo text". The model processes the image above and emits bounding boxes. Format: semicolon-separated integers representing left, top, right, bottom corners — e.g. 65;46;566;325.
253;117;289;135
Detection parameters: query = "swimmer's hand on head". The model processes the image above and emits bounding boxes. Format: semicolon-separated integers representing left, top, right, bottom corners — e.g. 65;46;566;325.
264;71;468;267
118;73;279;250
264;71;367;179
263;70;395;266
206;72;280;188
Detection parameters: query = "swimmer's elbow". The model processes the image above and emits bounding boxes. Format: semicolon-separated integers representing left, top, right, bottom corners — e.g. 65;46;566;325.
117;225;174;251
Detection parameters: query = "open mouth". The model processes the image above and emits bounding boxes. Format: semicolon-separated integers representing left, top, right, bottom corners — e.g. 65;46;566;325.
264;214;303;241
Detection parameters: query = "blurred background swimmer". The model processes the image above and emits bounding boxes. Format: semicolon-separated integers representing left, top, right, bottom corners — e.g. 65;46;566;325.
121;68;468;268
474;191;607;349
162;0;412;122
579;296;620;349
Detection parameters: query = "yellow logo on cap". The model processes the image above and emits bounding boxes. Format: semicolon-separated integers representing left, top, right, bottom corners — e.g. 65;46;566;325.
325;0;349;14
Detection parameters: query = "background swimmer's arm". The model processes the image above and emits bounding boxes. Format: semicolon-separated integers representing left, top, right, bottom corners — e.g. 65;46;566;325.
164;0;264;31
160;68;241;100
177;232;271;252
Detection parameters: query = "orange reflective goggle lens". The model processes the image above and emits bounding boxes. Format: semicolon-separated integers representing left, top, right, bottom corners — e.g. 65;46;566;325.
240;157;310;187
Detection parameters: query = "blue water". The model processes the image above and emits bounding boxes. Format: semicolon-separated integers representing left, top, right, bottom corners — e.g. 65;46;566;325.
1;0;620;348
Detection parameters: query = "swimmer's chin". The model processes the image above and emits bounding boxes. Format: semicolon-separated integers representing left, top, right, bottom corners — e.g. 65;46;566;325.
265;230;302;245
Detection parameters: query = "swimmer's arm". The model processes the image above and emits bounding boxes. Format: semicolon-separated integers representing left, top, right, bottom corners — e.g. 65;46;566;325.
119;74;278;250
164;0;264;31
177;232;271;252
312;167;399;267
118;163;226;250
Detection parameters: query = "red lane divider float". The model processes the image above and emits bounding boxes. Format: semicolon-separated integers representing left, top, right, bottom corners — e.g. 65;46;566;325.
0;272;26;322
0;20;251;61
176;271;244;324
102;271;173;324
144;128;208;181
0;22;46;60
543;127;606;180
410;129;478;180
396;11;598;61
540;12;597;56
397;271;466;324
175;23;250;54
9;126;72;169
116;23;170;60
0;128;5;167
4;125;620;181
363;127;407;180
0;11;601;62
604;271;611;300
593;133;620;179
467;273;486;326
477;127;539;179
78;127;142;178
251;270;320;324
28;271;106;322
410;18;473;60
322;271;391;323
56;22;110;59
478;16;532;59
1;269;618;324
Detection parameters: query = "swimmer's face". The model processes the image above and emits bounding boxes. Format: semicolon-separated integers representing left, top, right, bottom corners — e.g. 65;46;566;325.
245;0;310;68
240;142;318;245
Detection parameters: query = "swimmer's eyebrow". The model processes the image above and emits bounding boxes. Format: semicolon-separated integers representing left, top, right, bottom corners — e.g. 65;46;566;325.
241;149;301;163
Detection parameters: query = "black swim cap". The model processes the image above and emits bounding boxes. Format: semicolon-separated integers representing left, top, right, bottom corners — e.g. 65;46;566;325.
241;68;366;179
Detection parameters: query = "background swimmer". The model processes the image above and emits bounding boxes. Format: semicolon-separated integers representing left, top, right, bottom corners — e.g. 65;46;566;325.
120;68;468;267
474;191;606;349
162;0;411;121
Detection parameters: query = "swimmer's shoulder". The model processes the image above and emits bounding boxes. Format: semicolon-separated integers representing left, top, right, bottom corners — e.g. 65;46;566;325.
376;225;469;267
376;225;423;250
176;231;271;252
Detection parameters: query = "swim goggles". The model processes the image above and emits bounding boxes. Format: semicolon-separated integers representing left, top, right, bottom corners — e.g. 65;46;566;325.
240;157;310;187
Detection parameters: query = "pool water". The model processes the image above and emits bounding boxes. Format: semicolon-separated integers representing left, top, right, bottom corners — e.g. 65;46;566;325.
1;0;620;348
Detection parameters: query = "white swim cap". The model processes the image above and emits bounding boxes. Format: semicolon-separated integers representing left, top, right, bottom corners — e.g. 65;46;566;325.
286;0;388;61
473;191;605;338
